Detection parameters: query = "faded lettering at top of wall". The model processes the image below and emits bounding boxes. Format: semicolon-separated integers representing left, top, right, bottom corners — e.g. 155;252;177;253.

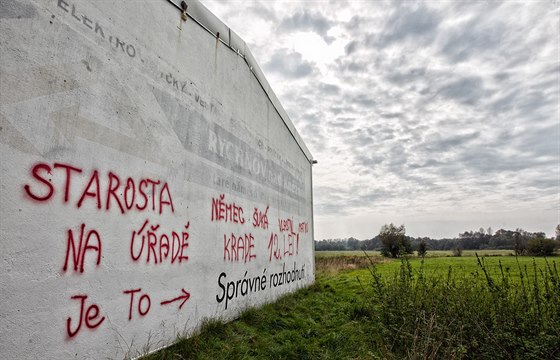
152;87;306;202
207;126;305;201
56;0;140;60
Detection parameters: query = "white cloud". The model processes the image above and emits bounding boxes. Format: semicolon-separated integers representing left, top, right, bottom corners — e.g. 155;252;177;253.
290;32;344;67
201;0;560;239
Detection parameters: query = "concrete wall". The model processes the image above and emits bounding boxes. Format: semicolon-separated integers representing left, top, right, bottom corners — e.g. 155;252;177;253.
0;0;315;358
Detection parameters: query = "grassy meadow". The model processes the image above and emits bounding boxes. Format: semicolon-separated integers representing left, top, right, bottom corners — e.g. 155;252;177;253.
145;251;559;359
315;249;516;258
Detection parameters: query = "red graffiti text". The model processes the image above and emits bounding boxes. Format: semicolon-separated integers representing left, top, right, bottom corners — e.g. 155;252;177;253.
23;162;174;215
278;217;294;234
252;206;269;230
268;233;282;261
123;288;151;320
63;223;102;273
66;294;105;338
130;220;190;265
268;232;299;262
223;233;256;263
211;194;244;224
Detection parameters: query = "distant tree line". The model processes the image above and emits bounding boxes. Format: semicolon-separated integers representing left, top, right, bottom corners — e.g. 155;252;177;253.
315;224;560;257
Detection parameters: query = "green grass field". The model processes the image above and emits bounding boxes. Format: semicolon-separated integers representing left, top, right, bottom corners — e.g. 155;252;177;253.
145;253;559;359
315;249;515;258
374;254;554;278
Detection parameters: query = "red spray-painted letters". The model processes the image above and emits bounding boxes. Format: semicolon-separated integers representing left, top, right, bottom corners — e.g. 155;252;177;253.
66;294;105;338
23;162;174;215
130;220;190;265
63;223;102;273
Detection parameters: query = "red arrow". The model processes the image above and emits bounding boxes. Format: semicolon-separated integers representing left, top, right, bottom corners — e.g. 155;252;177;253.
160;289;191;310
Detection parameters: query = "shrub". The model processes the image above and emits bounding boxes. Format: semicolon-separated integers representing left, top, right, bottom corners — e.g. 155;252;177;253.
366;256;560;359
453;246;463;257
379;223;412;258
526;237;559;256
417;240;428;258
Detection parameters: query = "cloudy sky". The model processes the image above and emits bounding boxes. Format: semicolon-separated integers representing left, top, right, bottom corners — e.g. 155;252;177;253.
200;0;559;240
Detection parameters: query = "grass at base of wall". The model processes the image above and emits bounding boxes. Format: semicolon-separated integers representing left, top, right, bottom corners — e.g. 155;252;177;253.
144;268;382;360
144;255;559;359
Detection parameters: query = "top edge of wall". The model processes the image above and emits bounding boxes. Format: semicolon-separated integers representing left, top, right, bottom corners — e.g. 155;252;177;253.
165;0;314;163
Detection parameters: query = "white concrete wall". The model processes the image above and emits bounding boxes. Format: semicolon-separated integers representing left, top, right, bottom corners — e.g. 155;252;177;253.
0;1;315;358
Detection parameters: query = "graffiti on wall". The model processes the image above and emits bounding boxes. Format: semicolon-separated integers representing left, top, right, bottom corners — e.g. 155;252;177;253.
1;1;313;358
20;161;309;339
22;161;190;338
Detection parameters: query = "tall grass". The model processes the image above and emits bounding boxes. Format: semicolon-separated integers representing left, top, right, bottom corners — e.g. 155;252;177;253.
315;254;387;274
366;254;560;359
143;266;380;359
145;255;558;359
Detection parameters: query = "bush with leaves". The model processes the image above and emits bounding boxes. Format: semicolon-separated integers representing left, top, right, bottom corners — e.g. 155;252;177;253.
365;256;560;359
379;223;412;258
417;240;428;258
526;236;559;256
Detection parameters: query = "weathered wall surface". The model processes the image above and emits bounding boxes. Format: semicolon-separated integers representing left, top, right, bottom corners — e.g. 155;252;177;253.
0;0;315;358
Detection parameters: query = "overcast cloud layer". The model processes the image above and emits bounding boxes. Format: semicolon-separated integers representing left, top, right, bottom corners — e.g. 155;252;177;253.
201;0;559;239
